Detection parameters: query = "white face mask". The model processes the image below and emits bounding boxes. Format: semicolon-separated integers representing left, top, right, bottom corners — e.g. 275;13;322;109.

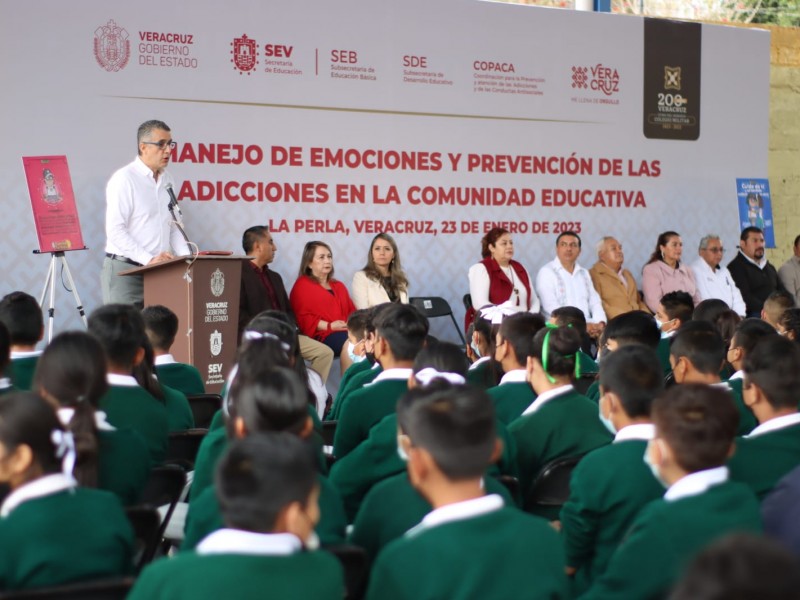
397;434;409;462
598;397;616;435
346;341;366;364
305;530;320;551
643;440;668;488
470;340;482;359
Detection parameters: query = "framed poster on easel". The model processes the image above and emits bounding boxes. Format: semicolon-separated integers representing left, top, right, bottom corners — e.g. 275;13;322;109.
22;155;88;339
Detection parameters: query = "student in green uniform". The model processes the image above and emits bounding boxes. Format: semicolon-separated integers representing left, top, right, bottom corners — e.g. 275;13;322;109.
192;319;300;498
725;318;777;384
586;310;661;402
487;312;545;424
332;342;519;521
728;336;800;499
142;304;206;395
0;291;43;391
88;304;169;464
580;384;762;600
33;331;150;506
366;382;568;600
351;342;518;560
326;309;369;419
465;306;506;389
509;325;613;504
654;291;694;376
0;392;133;591
560;345;665;594
0;323;14;396
135;339;194;432
670;322;755;435
761;290;794;330
550;306;598;375
333;303;428;458
329;304;394;421
184;350;345;549
131;433;344;600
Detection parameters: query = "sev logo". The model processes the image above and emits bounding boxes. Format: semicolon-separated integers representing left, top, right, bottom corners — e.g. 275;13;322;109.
231;34;258;74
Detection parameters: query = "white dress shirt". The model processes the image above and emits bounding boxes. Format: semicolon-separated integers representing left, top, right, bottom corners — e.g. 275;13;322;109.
406;494;504;538
664;466;729;502
522;383;574;416
1;473;77;517
105;157;190;265
690;258;746;317
535;258;606;323
746;412;800;438
196;529;302;556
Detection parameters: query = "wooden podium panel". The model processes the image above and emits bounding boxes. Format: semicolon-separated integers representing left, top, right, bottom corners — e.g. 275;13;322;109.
122;255;248;393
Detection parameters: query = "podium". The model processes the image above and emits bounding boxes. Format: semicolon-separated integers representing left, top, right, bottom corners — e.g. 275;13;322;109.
121;255;249;393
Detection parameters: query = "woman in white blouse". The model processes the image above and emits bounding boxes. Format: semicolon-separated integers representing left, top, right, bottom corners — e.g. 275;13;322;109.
351;233;410;309
468;227;540;314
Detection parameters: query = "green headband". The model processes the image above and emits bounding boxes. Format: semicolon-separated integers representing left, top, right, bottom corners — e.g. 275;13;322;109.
541;322;580;384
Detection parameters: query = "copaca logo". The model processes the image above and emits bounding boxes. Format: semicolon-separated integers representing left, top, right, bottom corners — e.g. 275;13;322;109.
231;34;259;74
94;20;130;72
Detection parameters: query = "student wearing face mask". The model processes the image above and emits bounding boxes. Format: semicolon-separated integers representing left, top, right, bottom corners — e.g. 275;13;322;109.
579;384;761;600
654;291;694;377
560;345;665;595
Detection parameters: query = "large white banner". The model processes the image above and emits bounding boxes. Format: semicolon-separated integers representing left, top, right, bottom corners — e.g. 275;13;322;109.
0;0;770;340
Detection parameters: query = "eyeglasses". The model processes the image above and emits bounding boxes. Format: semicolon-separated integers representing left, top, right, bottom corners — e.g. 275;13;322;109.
706;247;725;253
142;140;176;150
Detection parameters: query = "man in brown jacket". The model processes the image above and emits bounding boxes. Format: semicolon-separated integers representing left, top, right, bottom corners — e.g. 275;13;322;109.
590;237;651;319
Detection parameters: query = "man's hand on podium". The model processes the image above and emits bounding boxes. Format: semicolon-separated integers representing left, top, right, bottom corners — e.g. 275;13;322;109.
148;252;175;265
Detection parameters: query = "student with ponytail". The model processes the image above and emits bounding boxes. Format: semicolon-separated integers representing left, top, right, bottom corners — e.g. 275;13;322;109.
508;324;613;509
33;331;151;506
0;392;133;591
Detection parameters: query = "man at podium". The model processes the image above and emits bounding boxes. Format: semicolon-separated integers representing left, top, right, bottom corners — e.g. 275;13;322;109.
101;120;191;307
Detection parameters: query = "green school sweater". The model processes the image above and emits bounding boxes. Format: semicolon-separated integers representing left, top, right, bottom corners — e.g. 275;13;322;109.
509;389;613;501
724;378;758;435
99;384;169;464
728;421;800;499
190;427;229;500
129;548;344;600
656;337;673;376
97;428;151;506
332;378;408;459
580;480;761;600
328;359;374;419
487;381;535;425
585;380;600;404
156;362;205;395
329;363;382;421
350;472;514;562
366;505;568;600
8;356;38;391
182;475;347;551
466;358;497;389
0;488;133;590
560;437;664;593
576;351;598;376
329;413;519;522
162;383;195;432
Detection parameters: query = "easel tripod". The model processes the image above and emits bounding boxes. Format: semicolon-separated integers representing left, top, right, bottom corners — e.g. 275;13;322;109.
37;250;87;342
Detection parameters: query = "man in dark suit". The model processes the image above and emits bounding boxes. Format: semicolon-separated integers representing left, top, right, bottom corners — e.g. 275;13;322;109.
239;226;333;382
727;227;785;318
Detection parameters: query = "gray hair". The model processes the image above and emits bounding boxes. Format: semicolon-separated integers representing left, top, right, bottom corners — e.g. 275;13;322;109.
698;234;720;251
137;120;171;154
596;236;617;256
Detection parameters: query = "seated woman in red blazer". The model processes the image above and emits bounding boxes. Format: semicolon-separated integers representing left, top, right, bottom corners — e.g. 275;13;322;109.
290;241;356;359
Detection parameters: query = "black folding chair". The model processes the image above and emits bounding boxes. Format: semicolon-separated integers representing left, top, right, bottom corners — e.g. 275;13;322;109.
185;394;223;429
325;544;368;600
125;506;162;573
166;428;209;469
138;465;187;562
0;576;135;600
524;454;584;514
409;296;466;345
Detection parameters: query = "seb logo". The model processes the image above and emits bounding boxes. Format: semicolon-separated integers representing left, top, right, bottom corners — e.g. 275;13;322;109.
571;64;620;96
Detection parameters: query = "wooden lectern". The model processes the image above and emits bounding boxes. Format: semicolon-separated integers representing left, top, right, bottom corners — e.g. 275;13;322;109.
121;255;249;393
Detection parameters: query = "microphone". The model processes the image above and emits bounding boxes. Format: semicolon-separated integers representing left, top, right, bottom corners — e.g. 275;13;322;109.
165;183;182;218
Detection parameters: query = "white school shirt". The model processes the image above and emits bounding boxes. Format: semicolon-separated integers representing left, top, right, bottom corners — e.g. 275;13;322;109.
746;413;800;438
1;473;77;517
405;494;504;538
196;529;302;556
522;384;574;416
664;466;728;502
613;423;655;443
